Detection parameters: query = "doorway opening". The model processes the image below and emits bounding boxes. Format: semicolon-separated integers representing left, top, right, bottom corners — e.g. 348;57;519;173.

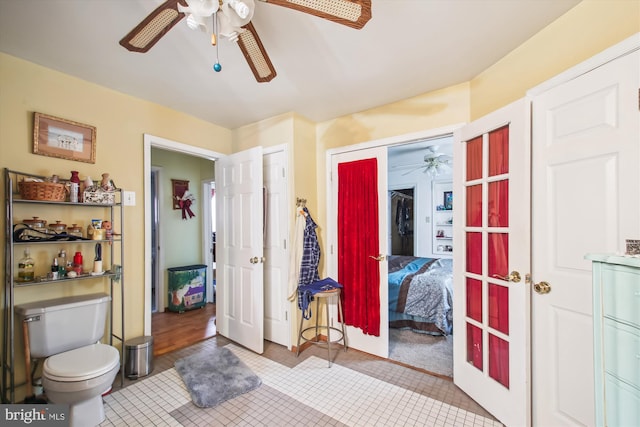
151;167;161;313
143;134;221;337
386;137;454;377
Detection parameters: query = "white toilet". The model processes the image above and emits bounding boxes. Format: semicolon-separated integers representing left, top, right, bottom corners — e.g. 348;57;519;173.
17;293;120;427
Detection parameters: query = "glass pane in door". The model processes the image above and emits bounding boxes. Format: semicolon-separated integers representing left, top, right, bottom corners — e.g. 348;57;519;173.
467;323;483;371
489;125;509;176
467;136;483;181
466;278;482;322
489;333;510;388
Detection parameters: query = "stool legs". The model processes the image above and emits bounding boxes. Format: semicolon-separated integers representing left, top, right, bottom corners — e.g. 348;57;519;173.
296;289;347;367
296;304;304;357
326;293;331;367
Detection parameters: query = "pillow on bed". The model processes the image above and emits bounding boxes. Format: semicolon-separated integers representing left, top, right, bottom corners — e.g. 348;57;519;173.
388;255;418;273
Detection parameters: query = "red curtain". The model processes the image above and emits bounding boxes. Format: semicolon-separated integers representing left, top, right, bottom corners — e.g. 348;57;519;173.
338;158;380;336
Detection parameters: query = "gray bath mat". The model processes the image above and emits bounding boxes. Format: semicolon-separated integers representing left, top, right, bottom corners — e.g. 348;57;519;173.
174;346;262;408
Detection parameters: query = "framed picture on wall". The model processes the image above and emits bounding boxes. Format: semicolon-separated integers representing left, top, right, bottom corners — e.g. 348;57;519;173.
33;112;97;163
171;179;189;209
444;191;453;210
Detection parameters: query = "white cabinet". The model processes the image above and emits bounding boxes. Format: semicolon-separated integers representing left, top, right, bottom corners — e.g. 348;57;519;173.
587;254;640;426
432;180;453;256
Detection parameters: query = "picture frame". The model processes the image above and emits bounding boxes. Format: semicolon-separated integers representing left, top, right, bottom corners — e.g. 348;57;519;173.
172;179;189;209
443;191;453;210
33;112;96;163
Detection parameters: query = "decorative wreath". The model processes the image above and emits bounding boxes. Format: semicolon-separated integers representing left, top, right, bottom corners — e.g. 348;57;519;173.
178;191;196;220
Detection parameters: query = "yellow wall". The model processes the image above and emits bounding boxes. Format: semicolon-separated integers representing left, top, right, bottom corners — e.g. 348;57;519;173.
470;0;640;119
0;53;232;401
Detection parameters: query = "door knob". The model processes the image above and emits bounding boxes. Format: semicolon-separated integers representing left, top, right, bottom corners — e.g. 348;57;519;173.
369;254;386;262
493;271;521;283
250;257;258;264
534;281;551;294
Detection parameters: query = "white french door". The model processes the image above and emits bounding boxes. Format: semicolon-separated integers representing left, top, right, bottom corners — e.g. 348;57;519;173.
453;99;531;427
530;46;640;426
216;146;265;354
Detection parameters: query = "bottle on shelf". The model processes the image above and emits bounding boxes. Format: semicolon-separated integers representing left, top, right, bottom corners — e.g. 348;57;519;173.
73;251;83;275
17;248;35;282
69;170;80;203
57;249;67;277
50;257;59;280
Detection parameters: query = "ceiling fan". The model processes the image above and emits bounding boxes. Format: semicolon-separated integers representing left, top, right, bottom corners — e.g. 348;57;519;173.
119;0;372;83
402;146;453;177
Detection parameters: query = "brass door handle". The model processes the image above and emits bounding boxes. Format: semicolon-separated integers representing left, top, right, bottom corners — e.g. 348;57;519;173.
369;254;386;262
250;257;258;264
493;271;521;283
534;281;551;294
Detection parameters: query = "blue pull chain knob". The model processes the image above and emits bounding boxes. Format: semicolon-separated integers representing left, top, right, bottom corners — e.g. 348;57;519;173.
213;62;222;72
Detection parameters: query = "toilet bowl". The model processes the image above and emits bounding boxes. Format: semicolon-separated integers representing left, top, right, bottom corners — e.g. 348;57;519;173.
43;343;120;427
16;294;120;427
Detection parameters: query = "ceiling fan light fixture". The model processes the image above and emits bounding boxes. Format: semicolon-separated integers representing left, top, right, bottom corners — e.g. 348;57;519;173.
185;13;200;30
227;0;253;19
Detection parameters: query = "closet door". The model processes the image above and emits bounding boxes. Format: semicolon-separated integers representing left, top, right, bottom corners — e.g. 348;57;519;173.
453;99;531;427
328;147;389;358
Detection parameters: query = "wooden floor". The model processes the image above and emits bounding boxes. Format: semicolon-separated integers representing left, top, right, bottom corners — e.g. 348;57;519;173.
151;302;217;356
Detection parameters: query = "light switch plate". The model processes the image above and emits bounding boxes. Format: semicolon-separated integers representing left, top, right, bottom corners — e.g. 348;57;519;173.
123;191;136;206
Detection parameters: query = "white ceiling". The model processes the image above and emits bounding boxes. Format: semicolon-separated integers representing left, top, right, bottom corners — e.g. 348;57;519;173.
0;0;580;130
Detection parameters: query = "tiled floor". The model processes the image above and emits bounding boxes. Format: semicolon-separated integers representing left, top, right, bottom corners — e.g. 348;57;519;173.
101;336;501;426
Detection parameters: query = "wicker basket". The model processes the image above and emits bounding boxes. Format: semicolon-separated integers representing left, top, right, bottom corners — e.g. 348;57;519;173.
18;181;67;202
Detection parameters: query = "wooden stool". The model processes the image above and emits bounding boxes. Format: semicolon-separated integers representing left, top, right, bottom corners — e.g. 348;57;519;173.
296;288;347;367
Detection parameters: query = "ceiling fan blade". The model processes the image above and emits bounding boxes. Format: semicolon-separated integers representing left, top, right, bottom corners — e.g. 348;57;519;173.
237;22;277;82
120;0;187;53
402;166;424;176
262;0;372;29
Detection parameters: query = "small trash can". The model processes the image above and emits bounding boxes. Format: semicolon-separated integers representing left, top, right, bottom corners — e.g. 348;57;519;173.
124;336;154;379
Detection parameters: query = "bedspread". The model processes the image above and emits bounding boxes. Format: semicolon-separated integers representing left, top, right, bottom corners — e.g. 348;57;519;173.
388;256;453;335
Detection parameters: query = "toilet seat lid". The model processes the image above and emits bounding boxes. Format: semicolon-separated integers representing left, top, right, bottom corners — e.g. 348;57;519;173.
44;343;120;382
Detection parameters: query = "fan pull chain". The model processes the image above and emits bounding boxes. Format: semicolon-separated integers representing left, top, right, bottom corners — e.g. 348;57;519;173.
212;12;222;72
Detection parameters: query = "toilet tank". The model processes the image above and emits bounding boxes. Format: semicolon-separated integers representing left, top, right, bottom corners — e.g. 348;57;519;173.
16;293;111;358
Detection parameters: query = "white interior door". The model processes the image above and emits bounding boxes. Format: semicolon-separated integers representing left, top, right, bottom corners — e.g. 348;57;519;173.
530;47;639;426
263;148;290;347
216;146;265;354
328;147;389;358
453;99;531;427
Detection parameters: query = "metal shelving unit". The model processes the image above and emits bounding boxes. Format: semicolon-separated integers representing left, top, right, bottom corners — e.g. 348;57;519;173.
2;168;125;403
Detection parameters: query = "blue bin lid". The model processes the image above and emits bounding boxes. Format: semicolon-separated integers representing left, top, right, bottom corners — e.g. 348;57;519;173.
167;264;207;272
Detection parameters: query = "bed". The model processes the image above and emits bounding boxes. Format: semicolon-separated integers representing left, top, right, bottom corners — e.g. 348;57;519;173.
388;255;453;335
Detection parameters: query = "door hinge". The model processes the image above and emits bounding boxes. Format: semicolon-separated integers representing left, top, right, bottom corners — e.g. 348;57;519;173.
282;167;285;178
284;239;287;250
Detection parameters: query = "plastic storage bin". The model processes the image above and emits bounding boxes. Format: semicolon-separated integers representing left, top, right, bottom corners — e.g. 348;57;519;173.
124;336;154;379
167;264;206;312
